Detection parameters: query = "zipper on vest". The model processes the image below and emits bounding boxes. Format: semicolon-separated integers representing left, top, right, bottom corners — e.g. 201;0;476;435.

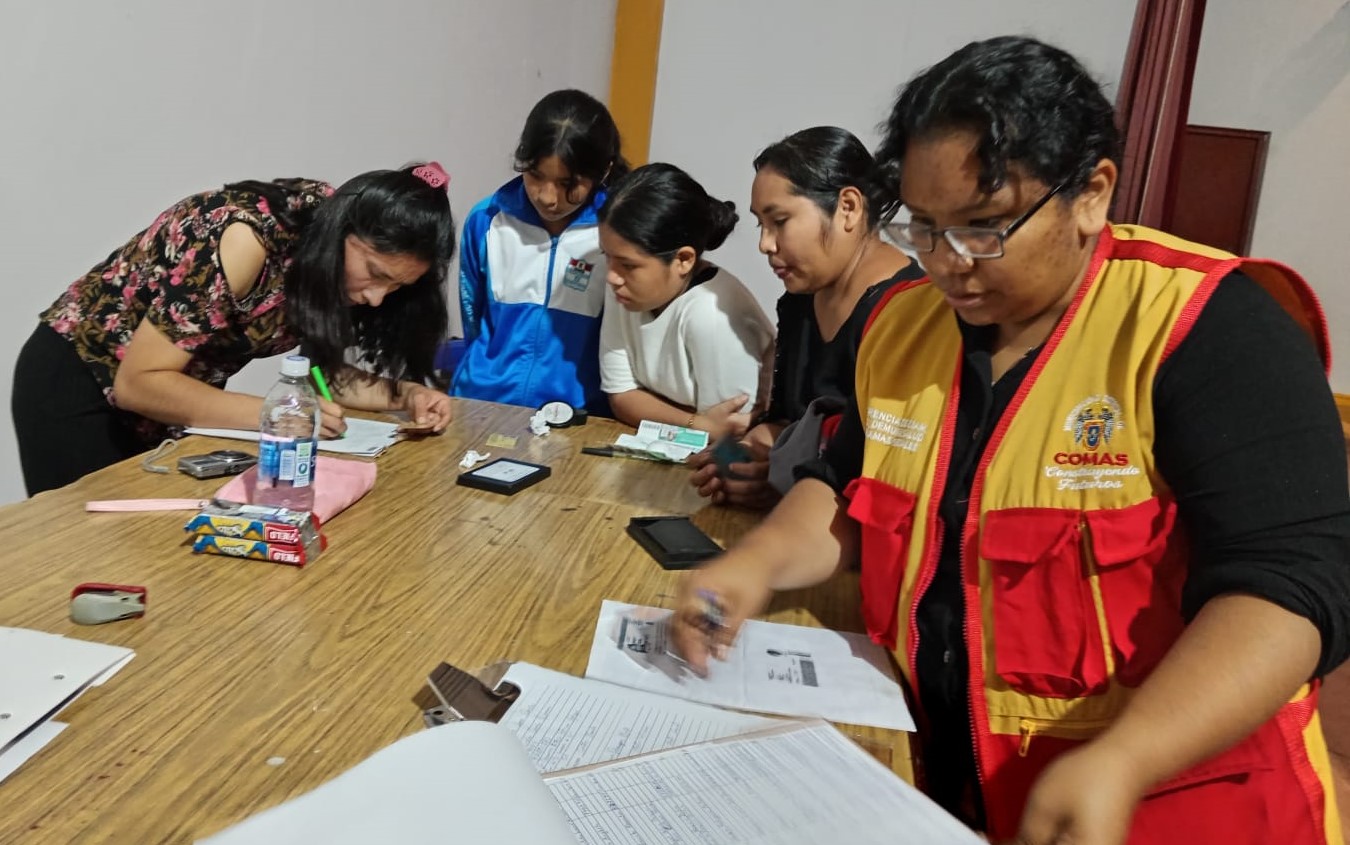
1017;717;1114;757
1078;514;1118;678
527;234;560;401
959;522;989;796
1018;720;1036;757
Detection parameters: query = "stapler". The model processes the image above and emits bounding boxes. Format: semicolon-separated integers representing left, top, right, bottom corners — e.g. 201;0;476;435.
70;583;147;625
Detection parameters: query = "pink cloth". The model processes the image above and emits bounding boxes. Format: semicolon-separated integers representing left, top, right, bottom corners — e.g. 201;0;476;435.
216;456;376;524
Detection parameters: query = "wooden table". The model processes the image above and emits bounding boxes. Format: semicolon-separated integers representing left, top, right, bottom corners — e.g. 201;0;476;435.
0;399;907;844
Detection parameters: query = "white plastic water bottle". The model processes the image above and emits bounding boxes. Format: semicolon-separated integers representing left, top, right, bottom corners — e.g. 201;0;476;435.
255;354;320;512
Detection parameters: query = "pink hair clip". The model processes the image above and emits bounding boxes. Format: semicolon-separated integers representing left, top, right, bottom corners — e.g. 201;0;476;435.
412;162;450;190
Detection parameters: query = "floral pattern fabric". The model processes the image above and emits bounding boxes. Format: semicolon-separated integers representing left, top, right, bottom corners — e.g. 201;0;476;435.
40;179;332;444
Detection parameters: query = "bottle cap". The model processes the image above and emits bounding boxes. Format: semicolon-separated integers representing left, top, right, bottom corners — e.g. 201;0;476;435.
280;355;311;378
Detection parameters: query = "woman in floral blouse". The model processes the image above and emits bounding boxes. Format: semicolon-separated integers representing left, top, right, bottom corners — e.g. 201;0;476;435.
12;163;455;495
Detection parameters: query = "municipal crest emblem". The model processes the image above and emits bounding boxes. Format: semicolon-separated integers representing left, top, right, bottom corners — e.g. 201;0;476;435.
1064;395;1124;452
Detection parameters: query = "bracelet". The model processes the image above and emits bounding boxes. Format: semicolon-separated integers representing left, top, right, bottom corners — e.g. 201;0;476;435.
685;414;696;429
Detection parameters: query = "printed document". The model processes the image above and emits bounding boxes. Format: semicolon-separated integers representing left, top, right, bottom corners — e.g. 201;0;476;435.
186;418;401;458
498;662;773;772
547;720;982;845
585;600;914;731
199;721;979;845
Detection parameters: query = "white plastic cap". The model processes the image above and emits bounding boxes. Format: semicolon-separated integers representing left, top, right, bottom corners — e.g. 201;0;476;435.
280;355;311;377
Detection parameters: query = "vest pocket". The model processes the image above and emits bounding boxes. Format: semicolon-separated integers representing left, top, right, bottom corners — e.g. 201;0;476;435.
1084;497;1183;687
844;477;918;648
1128;727;1278;845
981;508;1109;698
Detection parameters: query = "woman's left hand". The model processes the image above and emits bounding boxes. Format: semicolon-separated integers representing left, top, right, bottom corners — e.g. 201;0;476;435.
1009;738;1146;845
399;383;453;433
688;439;778;509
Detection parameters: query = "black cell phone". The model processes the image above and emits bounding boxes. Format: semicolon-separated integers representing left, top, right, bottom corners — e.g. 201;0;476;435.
627;516;723;570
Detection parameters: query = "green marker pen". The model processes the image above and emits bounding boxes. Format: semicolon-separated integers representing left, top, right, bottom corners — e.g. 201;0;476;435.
310;366;343;438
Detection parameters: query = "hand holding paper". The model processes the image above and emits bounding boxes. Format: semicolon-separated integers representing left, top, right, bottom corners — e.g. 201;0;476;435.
587;600;915;731
670;553;776;675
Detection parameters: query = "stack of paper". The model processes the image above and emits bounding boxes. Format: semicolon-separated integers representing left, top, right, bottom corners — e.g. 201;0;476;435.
198;719;982;845
185;418;402;458
0;628;135;783
202;659;972;843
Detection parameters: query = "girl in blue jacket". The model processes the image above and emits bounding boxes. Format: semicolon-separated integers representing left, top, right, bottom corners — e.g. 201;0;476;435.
452;89;628;414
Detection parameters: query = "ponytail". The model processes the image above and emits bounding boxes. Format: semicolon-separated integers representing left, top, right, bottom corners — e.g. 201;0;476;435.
752;126;896;228
598;163;737;260
704;198;739;251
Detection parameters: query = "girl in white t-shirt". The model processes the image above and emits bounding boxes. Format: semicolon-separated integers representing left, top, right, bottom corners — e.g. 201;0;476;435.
597;163;775;440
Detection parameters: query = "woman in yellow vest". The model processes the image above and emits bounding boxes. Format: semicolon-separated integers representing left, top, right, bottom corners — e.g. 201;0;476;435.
671;35;1350;845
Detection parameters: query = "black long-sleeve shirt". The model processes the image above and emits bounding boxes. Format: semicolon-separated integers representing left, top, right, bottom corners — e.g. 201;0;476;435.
759;263;926;426
799;272;1350;820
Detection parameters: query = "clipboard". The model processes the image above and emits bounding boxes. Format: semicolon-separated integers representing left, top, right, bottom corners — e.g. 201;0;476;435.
414;660;522;727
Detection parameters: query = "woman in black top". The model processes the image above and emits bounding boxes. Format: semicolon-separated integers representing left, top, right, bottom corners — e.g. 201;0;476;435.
689;127;921;508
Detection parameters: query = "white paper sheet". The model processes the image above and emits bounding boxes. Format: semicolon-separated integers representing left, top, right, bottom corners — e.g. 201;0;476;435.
89;653;135;688
0;627;135;750
0;721;66;785
546;721;982;845
498;663;773;773
196;721;577;845
585;600;914;731
185;418;401;458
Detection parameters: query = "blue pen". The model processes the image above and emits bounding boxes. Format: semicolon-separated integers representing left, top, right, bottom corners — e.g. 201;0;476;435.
695;589;726;636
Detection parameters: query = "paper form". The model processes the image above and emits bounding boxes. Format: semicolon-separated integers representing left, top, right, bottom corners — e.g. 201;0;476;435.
498;663;773;773
185;418;401;458
545;721;982;845
0;627;135;751
196;718;979;844
197;721;577;845
0;628;134;786
586;600;915;731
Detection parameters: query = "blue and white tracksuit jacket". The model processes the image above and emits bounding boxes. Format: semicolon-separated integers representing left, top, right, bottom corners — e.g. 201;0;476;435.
451;176;608;413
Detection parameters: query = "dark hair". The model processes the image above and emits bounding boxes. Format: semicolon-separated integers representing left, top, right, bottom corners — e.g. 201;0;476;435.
876;36;1122;199
514;89;630;195
221;178;327;232
598;163;738;260
753;126;897;226
261;165;454;393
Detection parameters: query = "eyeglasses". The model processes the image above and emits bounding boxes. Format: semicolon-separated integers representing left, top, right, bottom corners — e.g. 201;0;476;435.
882;181;1067;261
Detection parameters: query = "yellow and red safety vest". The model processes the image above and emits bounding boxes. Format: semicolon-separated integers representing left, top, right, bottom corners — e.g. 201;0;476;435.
849;224;1338;843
